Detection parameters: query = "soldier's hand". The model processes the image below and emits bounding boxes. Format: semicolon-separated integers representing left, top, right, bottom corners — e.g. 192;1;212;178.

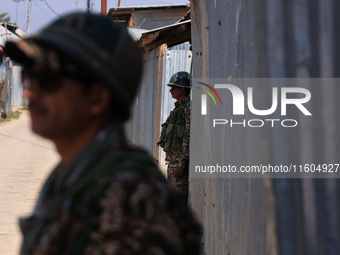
174;166;184;178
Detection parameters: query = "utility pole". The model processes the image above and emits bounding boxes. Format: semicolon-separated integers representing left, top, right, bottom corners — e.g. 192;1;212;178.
27;0;32;34
118;0;121;7
101;0;107;16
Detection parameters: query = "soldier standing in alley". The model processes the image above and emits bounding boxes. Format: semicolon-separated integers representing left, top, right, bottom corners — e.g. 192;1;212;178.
0;71;7;119
158;72;191;203
5;12;200;255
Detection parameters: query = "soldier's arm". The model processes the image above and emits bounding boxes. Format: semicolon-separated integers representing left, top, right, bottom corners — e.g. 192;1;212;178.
84;172;200;254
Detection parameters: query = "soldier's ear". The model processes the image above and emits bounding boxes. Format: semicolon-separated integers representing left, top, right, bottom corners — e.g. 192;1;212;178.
88;83;112;116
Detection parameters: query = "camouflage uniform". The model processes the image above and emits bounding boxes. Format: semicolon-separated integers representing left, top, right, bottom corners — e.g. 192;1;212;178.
19;123;201;255
5;12;200;255
165;96;191;201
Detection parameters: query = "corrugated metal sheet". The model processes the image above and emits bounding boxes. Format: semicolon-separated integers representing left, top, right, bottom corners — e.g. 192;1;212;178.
0;66;25;113
110;4;189;10
10;66;24;107
190;0;340;255
168;42;191;51
124;46;163;159
125;42;192;173
127;27;149;40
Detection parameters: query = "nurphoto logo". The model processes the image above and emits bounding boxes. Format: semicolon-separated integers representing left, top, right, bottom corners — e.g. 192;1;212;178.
197;81;312;128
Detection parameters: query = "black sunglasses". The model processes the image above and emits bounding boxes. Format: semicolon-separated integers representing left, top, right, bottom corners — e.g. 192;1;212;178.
21;68;61;93
21;67;93;93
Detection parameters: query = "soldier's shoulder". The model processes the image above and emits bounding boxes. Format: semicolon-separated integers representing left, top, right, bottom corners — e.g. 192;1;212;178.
99;145;166;183
184;97;191;107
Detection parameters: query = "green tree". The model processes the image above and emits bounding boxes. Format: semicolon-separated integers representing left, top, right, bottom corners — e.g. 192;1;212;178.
0;13;11;24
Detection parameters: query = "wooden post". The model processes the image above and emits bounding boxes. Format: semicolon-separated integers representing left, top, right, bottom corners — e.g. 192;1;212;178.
101;0;107;16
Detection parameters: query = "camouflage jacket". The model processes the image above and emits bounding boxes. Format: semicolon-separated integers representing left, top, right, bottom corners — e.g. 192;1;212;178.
19;122;201;255
164;96;191;168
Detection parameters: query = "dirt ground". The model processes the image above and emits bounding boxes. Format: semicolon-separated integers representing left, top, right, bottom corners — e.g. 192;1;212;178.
0;111;59;255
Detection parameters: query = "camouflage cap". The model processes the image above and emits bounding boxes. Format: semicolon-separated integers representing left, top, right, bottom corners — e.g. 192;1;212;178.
5;12;143;121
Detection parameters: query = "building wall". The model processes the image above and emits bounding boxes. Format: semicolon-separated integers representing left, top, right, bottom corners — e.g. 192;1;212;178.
125;46;163;158
10;66;24;107
190;0;340;254
131;8;189;29
0;66;24;112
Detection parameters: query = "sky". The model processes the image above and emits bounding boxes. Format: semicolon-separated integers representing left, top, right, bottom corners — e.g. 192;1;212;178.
2;0;190;35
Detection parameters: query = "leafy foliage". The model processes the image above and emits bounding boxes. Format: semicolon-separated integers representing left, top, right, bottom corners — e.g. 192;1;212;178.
0;13;11;24
0;107;27;123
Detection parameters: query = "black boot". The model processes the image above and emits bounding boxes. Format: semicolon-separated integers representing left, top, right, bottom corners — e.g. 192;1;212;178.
1;111;7;119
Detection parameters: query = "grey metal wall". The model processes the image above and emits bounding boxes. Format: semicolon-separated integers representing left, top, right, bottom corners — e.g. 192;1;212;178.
190;0;340;255
125;43;192;172
10;66;24;107
125;46;164;159
0;66;24;112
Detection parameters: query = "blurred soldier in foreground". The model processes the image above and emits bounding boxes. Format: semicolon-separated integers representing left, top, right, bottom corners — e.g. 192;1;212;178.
158;72;191;203
5;12;200;255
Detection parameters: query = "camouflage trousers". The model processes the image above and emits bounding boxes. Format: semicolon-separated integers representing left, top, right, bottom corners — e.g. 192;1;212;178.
167;159;189;202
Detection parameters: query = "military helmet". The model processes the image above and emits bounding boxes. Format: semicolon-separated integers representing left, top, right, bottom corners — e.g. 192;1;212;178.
5;12;143;121
167;71;191;88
